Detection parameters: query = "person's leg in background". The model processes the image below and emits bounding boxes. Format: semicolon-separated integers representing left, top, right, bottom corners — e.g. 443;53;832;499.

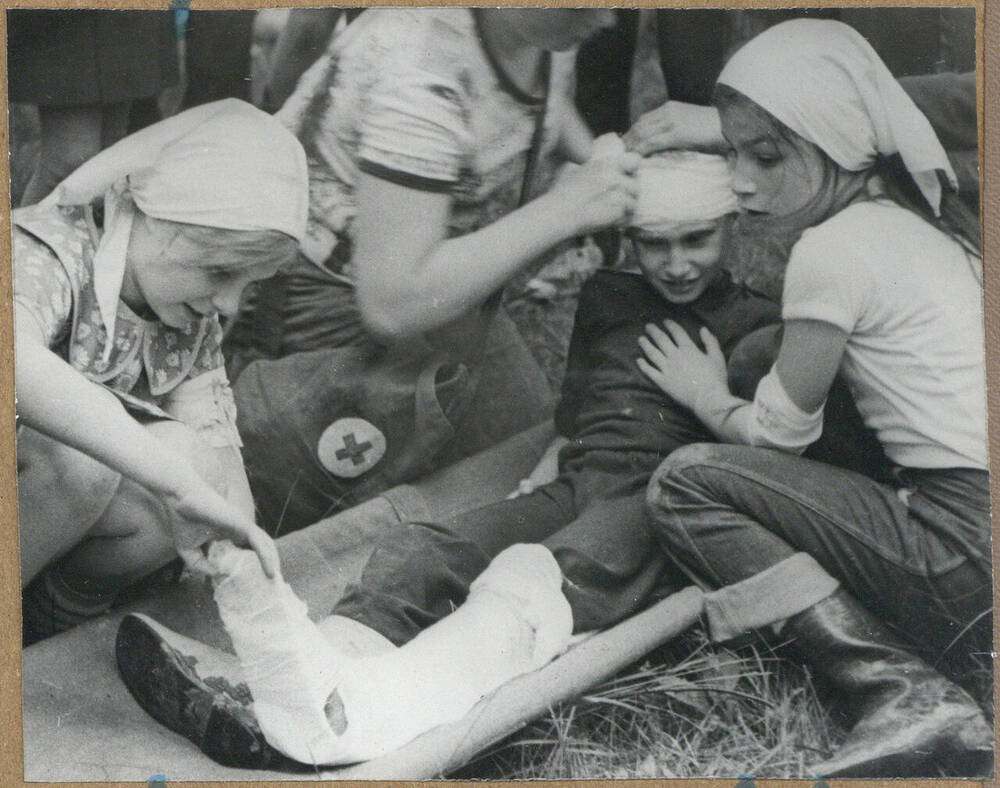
180;10;256;109
646;444;992;776
574;10;639;136
20;101;130;206
654;9;729;105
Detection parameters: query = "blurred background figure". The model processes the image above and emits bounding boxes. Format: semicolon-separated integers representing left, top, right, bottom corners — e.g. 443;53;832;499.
179;11;256;111
256;8;364;113
8;10;179;206
575;7;975;137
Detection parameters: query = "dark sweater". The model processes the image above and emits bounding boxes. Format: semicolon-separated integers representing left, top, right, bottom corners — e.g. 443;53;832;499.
554;269;779;503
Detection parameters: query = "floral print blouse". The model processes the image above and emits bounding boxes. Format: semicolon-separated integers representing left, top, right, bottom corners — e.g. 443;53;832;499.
12;203;241;448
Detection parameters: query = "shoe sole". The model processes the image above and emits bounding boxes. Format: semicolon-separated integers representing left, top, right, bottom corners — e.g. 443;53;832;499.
116;613;284;770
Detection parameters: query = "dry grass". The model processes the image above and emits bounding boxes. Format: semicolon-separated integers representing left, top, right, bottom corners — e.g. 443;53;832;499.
455;630;843;780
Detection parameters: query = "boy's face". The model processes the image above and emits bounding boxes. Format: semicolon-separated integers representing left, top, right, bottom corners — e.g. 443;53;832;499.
631;218;729;305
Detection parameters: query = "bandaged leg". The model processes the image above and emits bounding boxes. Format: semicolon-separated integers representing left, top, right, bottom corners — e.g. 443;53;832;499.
209;542;350;764
210;541;572;765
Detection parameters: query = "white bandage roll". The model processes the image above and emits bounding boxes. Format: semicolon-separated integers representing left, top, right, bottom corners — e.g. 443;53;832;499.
210;541;573;766
748;369;824;453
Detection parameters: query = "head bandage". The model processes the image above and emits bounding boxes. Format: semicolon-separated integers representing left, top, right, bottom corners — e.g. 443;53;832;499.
632;151;737;235
718;19;955;216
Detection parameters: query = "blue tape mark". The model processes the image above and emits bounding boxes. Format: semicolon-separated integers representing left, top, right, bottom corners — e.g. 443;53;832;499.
170;2;189;40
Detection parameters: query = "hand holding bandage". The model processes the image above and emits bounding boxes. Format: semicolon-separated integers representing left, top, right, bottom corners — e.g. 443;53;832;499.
549;133;639;235
637;320;729;411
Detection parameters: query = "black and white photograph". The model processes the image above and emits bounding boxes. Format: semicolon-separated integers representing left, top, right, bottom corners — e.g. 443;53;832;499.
9;3;993;781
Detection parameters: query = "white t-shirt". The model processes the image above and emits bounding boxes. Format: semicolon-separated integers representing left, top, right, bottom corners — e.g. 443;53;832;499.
782;200;987;470
276;8;575;279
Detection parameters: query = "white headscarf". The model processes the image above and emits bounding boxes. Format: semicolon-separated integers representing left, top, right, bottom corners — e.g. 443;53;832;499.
633;152;737;235
42;99;308;356
717;19;956;216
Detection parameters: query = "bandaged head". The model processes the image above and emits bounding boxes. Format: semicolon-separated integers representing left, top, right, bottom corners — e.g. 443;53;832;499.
632;151;737;235
717;19;956;216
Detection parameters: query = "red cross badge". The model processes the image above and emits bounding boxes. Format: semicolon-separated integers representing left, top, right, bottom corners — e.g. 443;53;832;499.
317;418;387;478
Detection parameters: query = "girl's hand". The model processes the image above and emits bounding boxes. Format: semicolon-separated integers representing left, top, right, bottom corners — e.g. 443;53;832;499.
623;101;725;155
637;321;729;409
549;150;640;236
163;482;281;580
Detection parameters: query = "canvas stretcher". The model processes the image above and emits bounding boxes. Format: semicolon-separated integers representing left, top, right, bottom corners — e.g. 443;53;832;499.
23;548;703;781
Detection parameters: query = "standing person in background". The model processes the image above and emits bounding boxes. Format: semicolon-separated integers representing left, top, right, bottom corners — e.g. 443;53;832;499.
9;10;179;206
257;7;365;114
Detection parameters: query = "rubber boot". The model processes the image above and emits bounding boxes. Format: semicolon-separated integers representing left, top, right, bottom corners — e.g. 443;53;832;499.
789;589;993;778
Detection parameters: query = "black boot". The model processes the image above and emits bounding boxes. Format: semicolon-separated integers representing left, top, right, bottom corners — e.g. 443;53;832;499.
787;589;993;778
116;613;287;770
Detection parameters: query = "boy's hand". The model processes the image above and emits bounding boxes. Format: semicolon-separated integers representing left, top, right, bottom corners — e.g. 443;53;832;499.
624;101;725;155
163;482;281;580
637;322;728;409
550;150;640;236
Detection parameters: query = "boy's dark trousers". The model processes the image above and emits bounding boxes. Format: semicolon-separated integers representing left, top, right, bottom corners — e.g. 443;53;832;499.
331;463;682;645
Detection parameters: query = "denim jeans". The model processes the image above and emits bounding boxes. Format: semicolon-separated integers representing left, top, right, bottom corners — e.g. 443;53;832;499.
647;443;992;666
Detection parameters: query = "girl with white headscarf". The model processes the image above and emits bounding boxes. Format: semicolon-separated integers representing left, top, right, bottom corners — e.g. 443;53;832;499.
16;99;306;644
638;20;991;777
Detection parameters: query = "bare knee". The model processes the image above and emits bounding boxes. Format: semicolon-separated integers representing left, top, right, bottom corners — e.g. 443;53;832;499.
18;428;121;508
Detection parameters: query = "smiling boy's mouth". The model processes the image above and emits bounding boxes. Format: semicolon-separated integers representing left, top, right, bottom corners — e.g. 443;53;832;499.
662;278;700;291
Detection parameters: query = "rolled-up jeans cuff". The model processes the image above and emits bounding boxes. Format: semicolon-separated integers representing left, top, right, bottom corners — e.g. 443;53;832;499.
703;553;840;642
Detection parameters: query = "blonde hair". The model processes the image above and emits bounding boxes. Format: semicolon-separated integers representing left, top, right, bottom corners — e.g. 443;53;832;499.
138;208;300;271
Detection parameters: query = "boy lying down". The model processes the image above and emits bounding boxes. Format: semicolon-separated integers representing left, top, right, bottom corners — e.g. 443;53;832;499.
116;144;781;768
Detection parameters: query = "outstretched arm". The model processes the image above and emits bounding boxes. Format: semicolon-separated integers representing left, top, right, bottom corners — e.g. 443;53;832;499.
14;305;279;577
354;148;639;340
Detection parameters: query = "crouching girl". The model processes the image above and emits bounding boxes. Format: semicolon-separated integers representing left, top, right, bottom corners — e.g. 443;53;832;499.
639;21;991;777
17;100;305;644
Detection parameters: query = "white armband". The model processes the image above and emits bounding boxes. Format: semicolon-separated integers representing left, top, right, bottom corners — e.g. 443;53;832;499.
747;369;824;454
